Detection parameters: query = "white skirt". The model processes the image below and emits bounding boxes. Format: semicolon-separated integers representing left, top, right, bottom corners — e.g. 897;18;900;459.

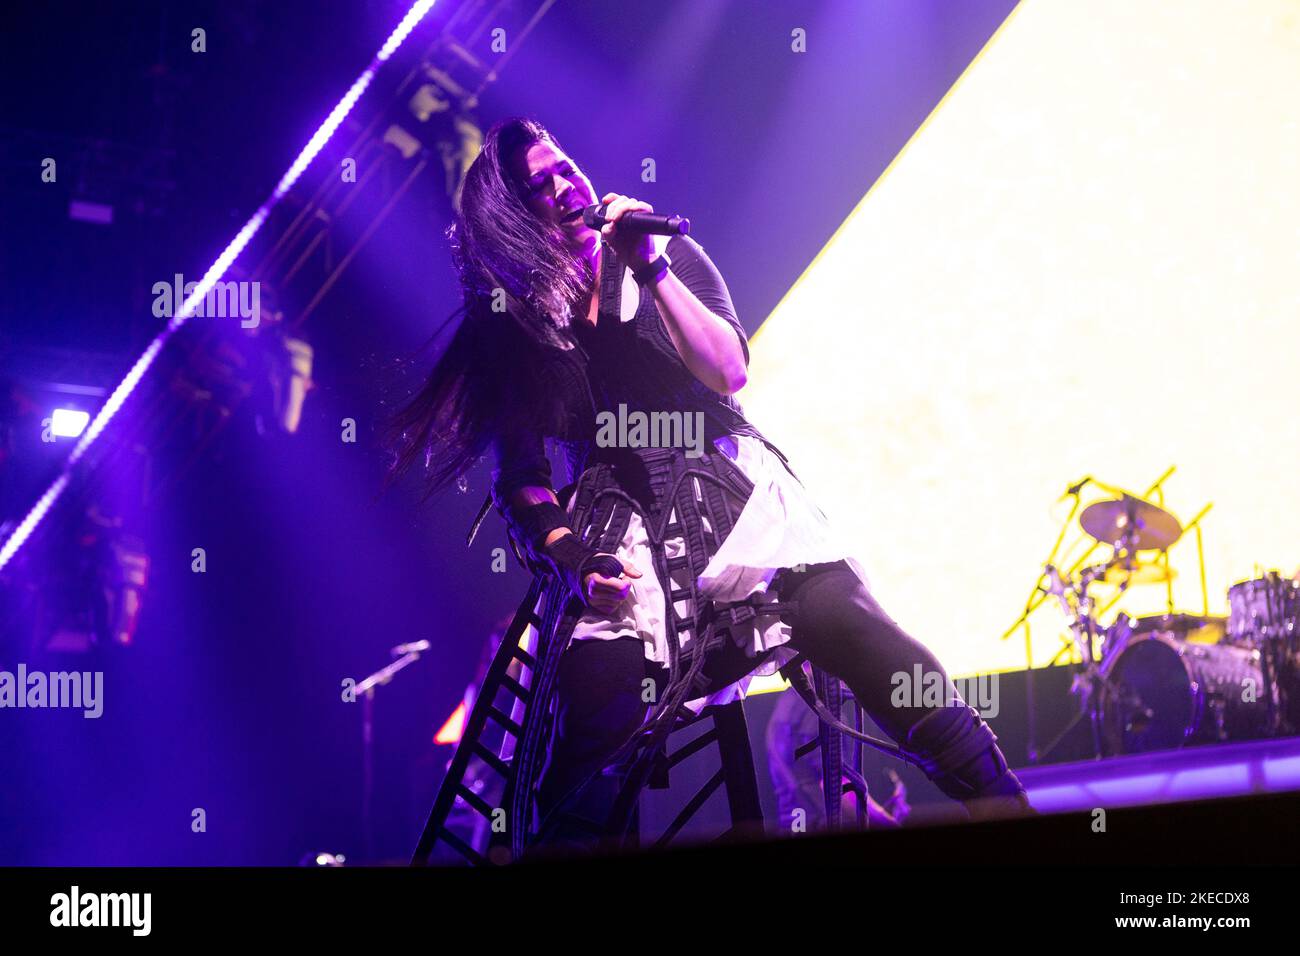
555;434;873;713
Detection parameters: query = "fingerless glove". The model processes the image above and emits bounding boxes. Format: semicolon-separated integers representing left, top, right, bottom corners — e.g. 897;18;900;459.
542;533;625;607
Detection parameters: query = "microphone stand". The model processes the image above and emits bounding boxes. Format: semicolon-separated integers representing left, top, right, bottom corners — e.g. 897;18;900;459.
354;648;426;862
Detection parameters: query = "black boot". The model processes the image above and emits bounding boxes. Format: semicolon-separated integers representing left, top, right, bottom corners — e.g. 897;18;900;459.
530;761;639;858
904;704;1035;821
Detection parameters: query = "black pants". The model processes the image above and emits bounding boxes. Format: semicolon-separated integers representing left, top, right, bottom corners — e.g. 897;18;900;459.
533;560;956;846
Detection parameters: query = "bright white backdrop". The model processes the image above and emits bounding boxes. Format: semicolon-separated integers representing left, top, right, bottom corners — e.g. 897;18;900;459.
744;0;1300;677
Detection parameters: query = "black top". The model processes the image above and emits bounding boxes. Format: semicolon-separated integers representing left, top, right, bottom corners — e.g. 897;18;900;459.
490;233;772;504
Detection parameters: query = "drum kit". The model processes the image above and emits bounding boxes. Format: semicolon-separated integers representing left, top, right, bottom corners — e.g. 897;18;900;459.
1021;474;1300;759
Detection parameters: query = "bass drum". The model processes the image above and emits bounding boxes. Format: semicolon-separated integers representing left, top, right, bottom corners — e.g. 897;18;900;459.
1099;632;1269;754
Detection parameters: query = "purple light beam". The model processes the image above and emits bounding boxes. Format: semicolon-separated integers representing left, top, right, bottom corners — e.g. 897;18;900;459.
0;0;440;571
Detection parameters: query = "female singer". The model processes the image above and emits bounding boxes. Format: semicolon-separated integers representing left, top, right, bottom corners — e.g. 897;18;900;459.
390;117;1030;852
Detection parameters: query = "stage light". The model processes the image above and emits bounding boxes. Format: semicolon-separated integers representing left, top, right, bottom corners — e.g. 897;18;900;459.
434;699;467;745
269;337;314;435
50;408;90;439
408;82;451;122
103;535;149;647
298;851;346;867
38;516;150;654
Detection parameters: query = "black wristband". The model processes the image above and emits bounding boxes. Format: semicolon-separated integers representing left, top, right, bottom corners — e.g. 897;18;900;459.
514;501;569;553
632;255;670;287
543;534;624;606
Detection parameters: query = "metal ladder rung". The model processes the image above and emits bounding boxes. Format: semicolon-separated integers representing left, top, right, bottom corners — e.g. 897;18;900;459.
499;672;530;701
455;784;496;819
666;728;718;768
412;577;548;866
437;825;486;866
472;744;511;779
486;704;523;739
652;768;725;850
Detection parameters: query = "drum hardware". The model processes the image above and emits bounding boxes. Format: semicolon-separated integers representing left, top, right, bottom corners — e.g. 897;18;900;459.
1002;468;1180;763
1056;501;1292;752
1098;633;1269;753
1001;469;1242;762
1097;610;1266;753
1096;559;1176;588
1227;571;1299;644
1035;516;1161;759
1227;571;1300;735
1039;552;1146;759
1082;502;1230;757
1096;559;1298;752
1006;469;1298;756
1063;490;1191;758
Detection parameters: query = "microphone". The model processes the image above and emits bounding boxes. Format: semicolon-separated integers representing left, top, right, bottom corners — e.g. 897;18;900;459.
582;203;690;236
391;639;431;657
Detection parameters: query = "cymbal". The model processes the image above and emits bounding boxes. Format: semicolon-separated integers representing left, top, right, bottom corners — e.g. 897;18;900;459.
1099;561;1176;587
1080;494;1182;551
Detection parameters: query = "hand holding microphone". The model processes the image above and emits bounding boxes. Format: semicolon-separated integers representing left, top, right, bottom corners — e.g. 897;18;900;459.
583;195;690;236
586;192;689;272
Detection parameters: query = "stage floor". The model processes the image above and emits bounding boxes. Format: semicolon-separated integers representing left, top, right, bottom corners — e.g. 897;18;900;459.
1018;735;1300;814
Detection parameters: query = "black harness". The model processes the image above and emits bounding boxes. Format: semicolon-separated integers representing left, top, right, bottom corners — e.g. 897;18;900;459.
518;443;799;844
460;439;921;855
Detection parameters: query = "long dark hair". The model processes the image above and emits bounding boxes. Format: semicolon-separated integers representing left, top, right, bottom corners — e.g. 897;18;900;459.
386;117;592;494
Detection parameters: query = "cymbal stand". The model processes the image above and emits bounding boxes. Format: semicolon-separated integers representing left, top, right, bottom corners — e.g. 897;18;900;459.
1043;517;1147;761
